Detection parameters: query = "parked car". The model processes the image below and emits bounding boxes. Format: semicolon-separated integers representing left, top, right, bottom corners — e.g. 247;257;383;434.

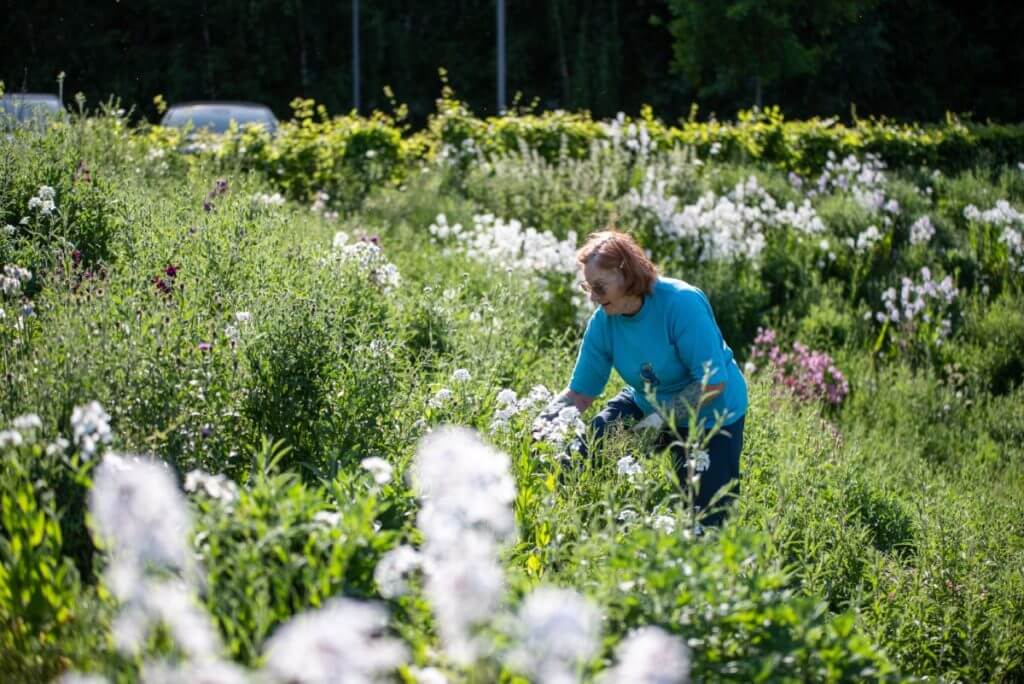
160;101;278;134
0;93;62;129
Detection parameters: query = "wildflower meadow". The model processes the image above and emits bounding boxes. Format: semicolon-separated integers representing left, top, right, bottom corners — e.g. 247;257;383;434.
1;99;1023;683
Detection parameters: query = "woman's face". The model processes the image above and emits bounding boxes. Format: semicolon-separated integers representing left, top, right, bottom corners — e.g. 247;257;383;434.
581;260;640;316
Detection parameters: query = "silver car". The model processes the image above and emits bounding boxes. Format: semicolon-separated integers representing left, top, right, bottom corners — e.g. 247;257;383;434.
160;101;278;134
0;93;62;129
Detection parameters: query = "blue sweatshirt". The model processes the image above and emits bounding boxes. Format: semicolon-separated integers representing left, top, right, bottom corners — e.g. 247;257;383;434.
569;277;747;429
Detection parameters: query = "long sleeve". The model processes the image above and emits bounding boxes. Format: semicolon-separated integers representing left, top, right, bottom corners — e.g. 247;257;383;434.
569;312;613;397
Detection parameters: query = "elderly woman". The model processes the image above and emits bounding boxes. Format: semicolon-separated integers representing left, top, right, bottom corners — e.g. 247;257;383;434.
544;230;748;527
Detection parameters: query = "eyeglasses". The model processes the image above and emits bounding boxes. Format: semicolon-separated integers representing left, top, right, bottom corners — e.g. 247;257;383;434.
580;278;609;297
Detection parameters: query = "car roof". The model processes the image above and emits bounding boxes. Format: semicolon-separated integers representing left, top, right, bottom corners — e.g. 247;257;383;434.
0;93;60;105
165;101;275;112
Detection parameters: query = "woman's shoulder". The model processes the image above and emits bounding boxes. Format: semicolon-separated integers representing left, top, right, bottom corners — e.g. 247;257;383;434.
655;276;706;305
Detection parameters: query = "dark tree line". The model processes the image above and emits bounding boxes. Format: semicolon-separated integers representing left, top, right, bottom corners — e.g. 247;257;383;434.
3;0;1021;124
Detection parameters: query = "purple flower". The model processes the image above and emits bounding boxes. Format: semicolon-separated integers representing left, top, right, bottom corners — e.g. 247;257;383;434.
197;342;212;352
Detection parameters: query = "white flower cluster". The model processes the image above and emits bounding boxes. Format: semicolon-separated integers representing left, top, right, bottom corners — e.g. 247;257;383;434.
616;454;643;477
628;171;824;263
506;588;602;684
964;201;1024;271
428;387;453;409
89;452;223;663
184;468;238;504
360;456;393;485
490;384;553;433
597;626;691;684
909;215;936;245
263;598;408;684
603;112;655;157
253;191;286;207
74;418;408;683
1;413;44;448
876;266;958;340
530;404;585;458
224;310;252;345
1;264;32;297
409;427;517;664
811;152;903;218
27;185;57;215
428;213;578;285
330;231;401;292
437;136;479;166
71;400;112;460
846;224;884;254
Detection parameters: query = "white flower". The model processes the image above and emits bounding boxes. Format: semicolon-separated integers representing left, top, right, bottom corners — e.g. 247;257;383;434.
616;455;643;477
12;413;42;431
617;509;639;524
652;515;676;533
428;388;453;409
140;659;249;684
507;587;602;684
262;598;408;684
496;388;518;406
412;427;516;663
360;456;393;485
184;469;238;504
374;545;422;598
452;368;471;383
71;400;112;460
90;453;191;574
909;215;935;245
690;448;710;473
234;311;252;323
3;224;15;235
312;511;341;527
598;626;691;684
409;666;449;684
46;437;70;457
0;429;23;448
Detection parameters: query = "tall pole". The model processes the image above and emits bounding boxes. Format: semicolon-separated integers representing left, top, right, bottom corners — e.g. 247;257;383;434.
497;0;506;114
352;0;361;113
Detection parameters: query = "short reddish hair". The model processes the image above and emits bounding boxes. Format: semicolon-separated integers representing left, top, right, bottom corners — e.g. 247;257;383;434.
576;230;658;296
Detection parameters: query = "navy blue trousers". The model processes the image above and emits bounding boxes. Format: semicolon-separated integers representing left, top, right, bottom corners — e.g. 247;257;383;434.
582;389;745;528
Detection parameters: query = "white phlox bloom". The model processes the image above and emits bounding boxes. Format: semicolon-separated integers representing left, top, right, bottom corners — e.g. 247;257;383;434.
110;578;222;659
875;267;958;338
652;515;676;533
507;587;602;684
253;192;285;207
428;388;453;409
184;468;239;504
909;215;935;245
1;264;33;297
360;456;393;485
0;429;23;448
602;113;656;157
141;658;250;684
90;453;191;572
374;545;422;599
616;455;643;477
531;405;584;456
262;598;407;684
329;232;402;292
452;368;471;383
12;413;42;432
71;400;113;460
689;447;710;473
598;626;691;684
628;172;822;264
429;213;577;286
28;186;57;215
963;201;1024;270
408;666;449;684
413;427;517;664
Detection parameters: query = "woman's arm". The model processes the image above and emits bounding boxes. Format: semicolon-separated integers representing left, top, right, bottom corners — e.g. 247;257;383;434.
540;388;595;418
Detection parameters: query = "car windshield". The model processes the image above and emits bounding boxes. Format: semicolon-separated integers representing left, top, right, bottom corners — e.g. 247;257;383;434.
0;95;61;123
161;105;277;133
